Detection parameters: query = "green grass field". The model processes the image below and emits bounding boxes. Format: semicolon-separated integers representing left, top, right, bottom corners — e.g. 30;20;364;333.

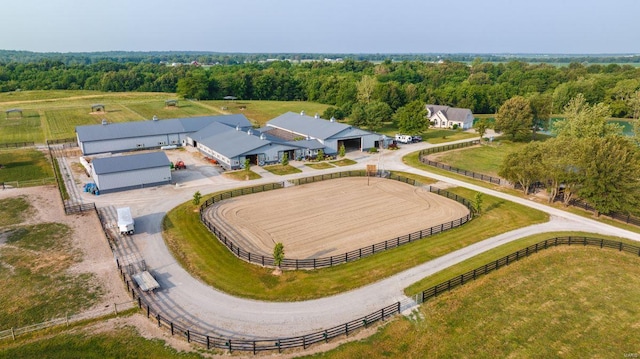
305;243;640;358
0;201;102;328
305;162;335;169
201;100;330;126
0;148;53;183
162;174;547;301
0;325;208;359
430;141;522;177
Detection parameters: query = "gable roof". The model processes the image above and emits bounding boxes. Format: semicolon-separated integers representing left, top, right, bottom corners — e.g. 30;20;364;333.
196;127;275;158
76;115;251;142
267;112;351;140
426;105;473;123
92;152;170;175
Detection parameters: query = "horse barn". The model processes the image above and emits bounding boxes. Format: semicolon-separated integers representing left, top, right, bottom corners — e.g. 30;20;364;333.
75;114;252;155
75;112;390;171
89;152;172;194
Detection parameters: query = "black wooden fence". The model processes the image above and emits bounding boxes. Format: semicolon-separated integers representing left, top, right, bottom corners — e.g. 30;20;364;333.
418;140;502;185
416;236;640;303
199;171;475;269
115;258;400;354
110;234;639;354
0;141;34;149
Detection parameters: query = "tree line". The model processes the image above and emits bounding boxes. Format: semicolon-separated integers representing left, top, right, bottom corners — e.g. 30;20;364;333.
3;57;640;125
496;94;640;217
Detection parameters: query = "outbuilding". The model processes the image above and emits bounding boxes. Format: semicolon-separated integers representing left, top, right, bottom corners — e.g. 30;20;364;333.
90;152;172;193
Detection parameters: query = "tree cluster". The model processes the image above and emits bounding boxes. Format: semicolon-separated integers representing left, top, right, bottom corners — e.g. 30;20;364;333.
499;96;640;216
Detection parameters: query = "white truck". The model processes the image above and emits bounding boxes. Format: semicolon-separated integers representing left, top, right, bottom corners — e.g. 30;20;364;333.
117;207;135;235
395;134;413;144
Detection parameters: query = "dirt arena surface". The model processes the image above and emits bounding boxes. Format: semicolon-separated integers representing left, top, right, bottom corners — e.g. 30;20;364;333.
210;177;470;259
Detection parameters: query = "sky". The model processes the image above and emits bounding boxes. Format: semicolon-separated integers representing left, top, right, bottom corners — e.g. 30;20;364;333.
1;0;639;54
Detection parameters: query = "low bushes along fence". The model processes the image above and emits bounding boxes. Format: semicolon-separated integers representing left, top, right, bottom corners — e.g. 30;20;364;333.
1;177;56;189
418;140;503;185
200;171;474;270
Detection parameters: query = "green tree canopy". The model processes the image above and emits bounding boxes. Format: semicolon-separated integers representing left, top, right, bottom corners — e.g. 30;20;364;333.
393;100;428;134
553;94;621;139
577;136;640;216
494;96;534;140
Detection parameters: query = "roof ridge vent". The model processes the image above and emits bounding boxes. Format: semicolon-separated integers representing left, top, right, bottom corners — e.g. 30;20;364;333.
330;116;336;122
314;113;319;119
300;110;305;116
260;133;266;140
247;129;252;136
101;119;108;125
152;115;158;121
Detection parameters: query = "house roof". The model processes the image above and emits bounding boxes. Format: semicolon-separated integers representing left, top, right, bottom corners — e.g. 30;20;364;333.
426;105;473;123
92;152;170;175
76;115;251;142
267;112;351;140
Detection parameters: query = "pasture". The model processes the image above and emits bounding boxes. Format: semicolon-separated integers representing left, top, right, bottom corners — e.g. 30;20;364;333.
202;100;330;126
0;148;53;183
207;177;469;258
306;243;640;358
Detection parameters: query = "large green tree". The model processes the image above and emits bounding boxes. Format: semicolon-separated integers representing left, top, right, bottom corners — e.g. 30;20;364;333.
393;100;428;134
577;136;640;216
494;96;534;140
553;94;621;139
498;141;544;194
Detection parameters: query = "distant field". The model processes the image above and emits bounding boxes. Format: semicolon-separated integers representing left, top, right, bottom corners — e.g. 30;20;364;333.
0;91;335;143
201;100;330;126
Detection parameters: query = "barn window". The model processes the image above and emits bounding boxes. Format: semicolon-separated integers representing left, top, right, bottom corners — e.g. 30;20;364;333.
171;140;178;144
158;141;166;145
136;144;144;148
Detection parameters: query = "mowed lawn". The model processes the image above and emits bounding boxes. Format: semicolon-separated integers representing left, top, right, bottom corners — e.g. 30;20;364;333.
0;148;53;182
430;141;523;177
201;100;330;126
306;245;640;358
124;100;213;120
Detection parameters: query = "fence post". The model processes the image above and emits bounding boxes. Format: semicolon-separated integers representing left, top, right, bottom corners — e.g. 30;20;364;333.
171;322;174;335
11;327;15;340
114;303;118;315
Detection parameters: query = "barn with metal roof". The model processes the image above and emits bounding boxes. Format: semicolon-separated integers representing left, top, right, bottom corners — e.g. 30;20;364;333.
90;152;172;193
75;114;252;155
266;111;384;154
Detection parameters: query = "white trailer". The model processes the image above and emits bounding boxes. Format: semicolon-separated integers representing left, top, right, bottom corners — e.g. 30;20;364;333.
117;207;135;235
395;134;413;144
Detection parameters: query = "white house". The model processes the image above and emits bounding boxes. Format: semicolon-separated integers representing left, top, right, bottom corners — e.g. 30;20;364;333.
426;105;474;130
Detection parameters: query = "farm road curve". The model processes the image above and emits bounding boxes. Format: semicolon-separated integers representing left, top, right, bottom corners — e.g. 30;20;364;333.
80;137;640;339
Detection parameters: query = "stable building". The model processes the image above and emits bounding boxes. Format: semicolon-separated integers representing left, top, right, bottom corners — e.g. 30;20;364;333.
191;123;306;170
265;111;384;154
90;152;172;193
76;114;252;155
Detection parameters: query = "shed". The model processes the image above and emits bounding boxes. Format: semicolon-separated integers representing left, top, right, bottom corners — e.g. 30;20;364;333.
91;104;105;112
90;152;171;193
5;108;22;119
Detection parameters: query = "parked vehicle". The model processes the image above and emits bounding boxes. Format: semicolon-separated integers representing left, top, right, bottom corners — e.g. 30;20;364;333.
117;207;135;235
395;134;413;144
412;135;423;143
174;160;186;170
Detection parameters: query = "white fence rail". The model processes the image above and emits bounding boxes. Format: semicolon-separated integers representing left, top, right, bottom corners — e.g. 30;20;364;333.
0;301;136;341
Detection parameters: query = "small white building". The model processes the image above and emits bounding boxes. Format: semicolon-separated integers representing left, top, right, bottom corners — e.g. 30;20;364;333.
426;105;474;130
90;152;171;193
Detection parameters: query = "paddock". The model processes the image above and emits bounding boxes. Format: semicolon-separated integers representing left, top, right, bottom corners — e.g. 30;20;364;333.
207;177;470;259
